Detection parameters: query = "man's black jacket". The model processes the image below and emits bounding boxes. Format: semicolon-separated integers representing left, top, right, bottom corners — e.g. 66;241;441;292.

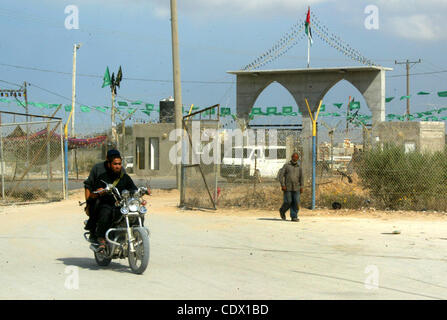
93;168;138;207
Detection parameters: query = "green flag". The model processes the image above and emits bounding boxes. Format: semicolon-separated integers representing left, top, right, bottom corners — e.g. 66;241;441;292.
415;113;424;118
117;101;128;107
102;66;111;88
220;107;231;116
417;91;430;95
319;104;326;112
95;106;107;113
349;100;360;110
333;103;343;109
385;97;394;103
400;95;411;100
80;105;91;112
250;107;266;116
437;91;447;97
64;105;72;112
266;106;280;115
281;106;297;116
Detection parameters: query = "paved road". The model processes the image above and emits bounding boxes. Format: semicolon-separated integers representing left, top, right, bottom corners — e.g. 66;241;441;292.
0;194;446;299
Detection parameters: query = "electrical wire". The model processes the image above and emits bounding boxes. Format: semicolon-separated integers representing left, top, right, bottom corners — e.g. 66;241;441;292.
0;62;235;85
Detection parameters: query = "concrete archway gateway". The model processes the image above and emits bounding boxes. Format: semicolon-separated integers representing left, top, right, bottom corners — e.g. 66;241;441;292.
227;66;393;183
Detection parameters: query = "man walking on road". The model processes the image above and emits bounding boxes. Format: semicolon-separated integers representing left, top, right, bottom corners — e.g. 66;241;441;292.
278;152;303;222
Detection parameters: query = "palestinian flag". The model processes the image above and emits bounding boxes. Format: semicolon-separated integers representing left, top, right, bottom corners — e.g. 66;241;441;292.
305;7;313;45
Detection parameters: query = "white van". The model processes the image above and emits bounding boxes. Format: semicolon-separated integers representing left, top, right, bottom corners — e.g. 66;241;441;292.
221;145;287;181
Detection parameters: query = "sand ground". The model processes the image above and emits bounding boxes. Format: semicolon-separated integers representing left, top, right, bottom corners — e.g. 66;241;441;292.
0;188;446;300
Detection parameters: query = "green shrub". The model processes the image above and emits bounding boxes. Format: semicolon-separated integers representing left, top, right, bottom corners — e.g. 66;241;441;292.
355;143;447;210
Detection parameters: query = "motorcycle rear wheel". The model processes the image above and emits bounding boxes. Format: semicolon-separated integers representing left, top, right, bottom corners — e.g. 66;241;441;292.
128;227;150;274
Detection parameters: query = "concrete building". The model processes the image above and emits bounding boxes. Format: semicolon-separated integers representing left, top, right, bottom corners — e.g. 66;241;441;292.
132;116;220;177
374;121;445;153
133;122;176;177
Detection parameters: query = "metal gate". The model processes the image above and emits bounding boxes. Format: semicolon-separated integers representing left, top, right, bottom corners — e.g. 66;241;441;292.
180;104;220;210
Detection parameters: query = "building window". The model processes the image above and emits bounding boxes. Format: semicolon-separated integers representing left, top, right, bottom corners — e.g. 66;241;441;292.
136;137;145;170
149;137;160;170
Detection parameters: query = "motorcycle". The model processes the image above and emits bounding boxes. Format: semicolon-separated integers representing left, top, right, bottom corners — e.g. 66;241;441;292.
80;181;151;274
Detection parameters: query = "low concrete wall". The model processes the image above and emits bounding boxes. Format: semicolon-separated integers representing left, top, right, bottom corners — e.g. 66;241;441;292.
376;121;445;153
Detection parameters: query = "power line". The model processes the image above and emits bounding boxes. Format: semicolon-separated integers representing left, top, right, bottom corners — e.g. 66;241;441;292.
0;62;234;84
0;79;22;88
388;69;447;78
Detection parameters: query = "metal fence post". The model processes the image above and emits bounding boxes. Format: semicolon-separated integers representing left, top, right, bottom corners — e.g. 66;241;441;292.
46;122;51;196
0;120;4;200
305;98;323;210
60;122;66;200
64;138;69;200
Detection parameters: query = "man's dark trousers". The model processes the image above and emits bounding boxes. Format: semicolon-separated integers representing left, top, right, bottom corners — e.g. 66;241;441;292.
280;191;300;219
96;204;122;239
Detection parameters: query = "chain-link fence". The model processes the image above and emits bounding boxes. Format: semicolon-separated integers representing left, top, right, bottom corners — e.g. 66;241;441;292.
316;120;447;211
0;112;65;204
208;115;447;212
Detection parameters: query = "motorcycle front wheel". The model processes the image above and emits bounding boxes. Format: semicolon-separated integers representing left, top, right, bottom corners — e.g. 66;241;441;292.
94;250;112;266
128;227;150;274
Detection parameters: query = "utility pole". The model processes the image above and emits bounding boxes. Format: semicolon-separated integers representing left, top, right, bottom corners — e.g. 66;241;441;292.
24;82;29;176
170;0;183;191
111;87;117;148
71;43;81;175
395;59;421;121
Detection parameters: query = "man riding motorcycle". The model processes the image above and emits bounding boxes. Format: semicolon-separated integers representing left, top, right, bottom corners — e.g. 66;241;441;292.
83;149;138;250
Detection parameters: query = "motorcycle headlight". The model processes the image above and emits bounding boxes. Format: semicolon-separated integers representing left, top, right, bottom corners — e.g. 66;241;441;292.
128;199;140;212
138;206;147;214
120;207;129;215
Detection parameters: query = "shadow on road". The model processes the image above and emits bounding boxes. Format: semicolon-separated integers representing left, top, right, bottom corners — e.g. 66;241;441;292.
57;257;131;273
257;218;287;222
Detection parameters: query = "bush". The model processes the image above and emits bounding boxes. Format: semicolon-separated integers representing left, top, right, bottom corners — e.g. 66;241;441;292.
355;144;447;210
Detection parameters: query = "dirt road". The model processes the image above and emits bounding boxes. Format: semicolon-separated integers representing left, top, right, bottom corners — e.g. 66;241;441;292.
0;189;446;300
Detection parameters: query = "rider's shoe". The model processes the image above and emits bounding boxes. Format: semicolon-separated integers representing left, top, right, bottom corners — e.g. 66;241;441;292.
89;233;98;244
97;238;106;251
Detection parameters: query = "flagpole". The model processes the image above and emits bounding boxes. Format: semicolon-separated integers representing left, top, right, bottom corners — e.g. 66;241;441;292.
307;36;310;68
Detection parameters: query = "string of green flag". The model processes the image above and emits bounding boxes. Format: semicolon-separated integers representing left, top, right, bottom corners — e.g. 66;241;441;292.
2;89;447;123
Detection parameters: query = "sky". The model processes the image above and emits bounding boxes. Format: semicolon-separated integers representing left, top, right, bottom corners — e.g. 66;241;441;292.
0;0;446;136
